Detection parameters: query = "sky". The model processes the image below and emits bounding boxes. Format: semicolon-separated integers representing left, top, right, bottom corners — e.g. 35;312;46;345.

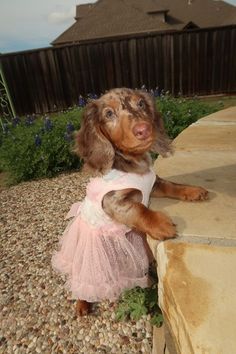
0;0;236;54
0;0;96;53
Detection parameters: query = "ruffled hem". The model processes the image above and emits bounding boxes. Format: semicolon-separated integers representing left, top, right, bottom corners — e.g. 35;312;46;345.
52;215;152;302
52;252;72;275
52;251;150;301
66;276;149;302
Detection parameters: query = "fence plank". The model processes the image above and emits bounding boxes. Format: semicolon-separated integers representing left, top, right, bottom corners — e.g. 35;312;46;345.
0;26;235;116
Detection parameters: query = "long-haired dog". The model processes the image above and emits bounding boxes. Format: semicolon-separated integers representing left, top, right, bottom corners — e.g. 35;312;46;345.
54;88;208;315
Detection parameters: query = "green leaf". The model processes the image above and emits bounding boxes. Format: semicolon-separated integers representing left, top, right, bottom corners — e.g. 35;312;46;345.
150;313;164;327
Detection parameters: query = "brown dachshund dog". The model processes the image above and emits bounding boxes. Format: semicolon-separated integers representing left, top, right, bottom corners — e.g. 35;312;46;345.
74;88;208;315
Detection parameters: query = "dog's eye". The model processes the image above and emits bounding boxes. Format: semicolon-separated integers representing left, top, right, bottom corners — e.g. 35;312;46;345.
105;110;114;118
137;99;145;109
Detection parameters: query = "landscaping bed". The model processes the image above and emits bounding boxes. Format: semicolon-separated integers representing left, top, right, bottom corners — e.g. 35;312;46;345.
0;94;223;187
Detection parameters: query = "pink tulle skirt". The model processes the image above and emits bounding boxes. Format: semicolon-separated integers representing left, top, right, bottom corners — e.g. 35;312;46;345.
52;214;152;302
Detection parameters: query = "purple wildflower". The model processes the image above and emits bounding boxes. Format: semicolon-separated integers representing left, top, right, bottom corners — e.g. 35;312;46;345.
35;134;42;147
87;93;98;100
66;122;75;134
12;116;20;127
78;95;86;108
154;87;160;97
44;116;53;131
25;115;34;126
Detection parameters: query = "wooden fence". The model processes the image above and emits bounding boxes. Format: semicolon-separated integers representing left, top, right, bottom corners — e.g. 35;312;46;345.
0;25;236;116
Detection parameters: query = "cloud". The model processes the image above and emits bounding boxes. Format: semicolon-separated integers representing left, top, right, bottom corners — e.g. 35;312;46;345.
48;6;75;24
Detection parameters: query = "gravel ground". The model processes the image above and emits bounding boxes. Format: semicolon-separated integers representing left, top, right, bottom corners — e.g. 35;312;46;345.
0;172;153;354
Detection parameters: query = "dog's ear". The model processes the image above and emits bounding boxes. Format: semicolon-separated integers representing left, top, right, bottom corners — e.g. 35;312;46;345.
74;101;115;174
151;109;173;157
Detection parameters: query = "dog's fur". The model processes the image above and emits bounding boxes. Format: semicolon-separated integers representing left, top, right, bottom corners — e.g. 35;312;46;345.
74;88;208;315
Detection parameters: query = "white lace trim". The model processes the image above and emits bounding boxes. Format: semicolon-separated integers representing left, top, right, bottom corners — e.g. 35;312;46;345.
80;197;111;227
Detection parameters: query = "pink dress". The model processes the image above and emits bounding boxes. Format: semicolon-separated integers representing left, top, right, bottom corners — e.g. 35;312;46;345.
52;168;156;302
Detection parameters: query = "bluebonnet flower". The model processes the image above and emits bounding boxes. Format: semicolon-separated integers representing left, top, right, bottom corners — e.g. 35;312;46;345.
25;115;34;126
12;116;20;127
65;122;75;142
44;116;53;131
35;134;42;147
78;95;86;107
66;122;75;134
154;87;160;97
87;93;98;101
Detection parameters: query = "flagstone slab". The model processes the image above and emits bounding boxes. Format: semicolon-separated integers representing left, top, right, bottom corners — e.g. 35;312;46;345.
150;107;236;354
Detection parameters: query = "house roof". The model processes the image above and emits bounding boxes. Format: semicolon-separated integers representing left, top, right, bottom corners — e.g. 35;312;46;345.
52;0;236;46
75;3;93;20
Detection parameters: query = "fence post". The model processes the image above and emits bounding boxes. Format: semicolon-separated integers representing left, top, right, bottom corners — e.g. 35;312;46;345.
0;61;16;130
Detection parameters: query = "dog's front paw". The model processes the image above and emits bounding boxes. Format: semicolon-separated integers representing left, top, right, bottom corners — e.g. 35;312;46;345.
148;211;177;241
76;300;91;316
182;186;208;201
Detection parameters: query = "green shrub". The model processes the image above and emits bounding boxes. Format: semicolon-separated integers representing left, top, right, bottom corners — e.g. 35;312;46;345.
157;94;223;138
0;108;82;185
115;263;163;327
115;284;163;327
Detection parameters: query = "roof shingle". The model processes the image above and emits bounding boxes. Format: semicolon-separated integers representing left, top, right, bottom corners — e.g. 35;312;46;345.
52;0;236;46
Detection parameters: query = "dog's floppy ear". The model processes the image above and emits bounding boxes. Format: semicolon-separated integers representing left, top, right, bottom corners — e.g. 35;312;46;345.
151;109;173;157
74;101;115;174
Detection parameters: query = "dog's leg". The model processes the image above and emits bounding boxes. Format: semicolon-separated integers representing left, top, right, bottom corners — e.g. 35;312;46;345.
151;177;208;201
76;299;91;316
102;188;176;241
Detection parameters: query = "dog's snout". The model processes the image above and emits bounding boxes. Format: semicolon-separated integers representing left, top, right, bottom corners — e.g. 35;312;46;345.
132;123;152;140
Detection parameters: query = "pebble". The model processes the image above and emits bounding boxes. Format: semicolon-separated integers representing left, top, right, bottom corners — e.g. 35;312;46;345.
0;171;153;353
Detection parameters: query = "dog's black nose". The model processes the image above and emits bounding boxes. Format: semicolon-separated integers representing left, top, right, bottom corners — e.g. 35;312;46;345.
132;123;152;140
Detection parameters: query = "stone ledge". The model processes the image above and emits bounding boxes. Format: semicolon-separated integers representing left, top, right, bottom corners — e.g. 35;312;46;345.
199;106;236;122
155;241;236;354
149;107;236;354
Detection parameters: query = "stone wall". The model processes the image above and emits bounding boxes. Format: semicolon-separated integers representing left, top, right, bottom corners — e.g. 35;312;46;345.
149;107;236;354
